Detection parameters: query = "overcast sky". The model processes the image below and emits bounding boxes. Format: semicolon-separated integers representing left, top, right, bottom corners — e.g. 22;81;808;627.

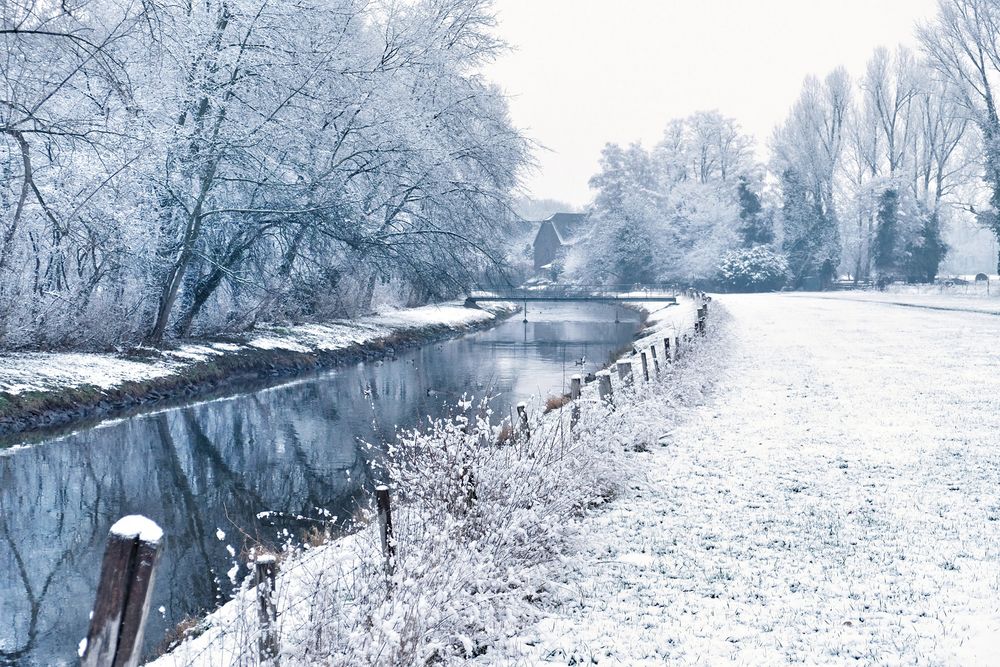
485;0;941;207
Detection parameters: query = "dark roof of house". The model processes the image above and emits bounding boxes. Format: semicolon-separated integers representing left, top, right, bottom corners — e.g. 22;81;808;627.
542;212;586;245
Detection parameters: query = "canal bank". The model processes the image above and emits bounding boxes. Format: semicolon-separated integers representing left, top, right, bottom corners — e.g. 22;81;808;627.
145;296;710;667
1;300;661;666
0;302;519;443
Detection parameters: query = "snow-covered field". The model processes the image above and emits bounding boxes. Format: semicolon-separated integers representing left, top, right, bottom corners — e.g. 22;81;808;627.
799;289;1000;315
0;302;513;396
508;293;1000;665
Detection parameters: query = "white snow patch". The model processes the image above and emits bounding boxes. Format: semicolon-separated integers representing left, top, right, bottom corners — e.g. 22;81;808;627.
110;515;163;544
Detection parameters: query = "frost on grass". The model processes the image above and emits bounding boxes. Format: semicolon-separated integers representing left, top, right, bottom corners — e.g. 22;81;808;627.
150;300;704;666
506;294;1000;665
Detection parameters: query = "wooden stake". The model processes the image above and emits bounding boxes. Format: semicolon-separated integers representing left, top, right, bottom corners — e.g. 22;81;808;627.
376;485;395;574
82;516;163;667
597;370;613;404
616;360;633;386
516;401;530;440
255;555;279;664
640;351;649;382
570;374;582;428
649;344;660;376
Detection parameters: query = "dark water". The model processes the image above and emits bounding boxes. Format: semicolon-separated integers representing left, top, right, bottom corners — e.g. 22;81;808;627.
0;303;642;665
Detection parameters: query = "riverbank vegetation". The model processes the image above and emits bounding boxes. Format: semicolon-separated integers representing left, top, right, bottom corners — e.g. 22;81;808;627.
0;0;528;351
150;300;723;666
565;0;1000;291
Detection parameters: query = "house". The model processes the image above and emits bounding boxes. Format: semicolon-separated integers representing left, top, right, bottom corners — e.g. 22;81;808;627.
532;212;586;270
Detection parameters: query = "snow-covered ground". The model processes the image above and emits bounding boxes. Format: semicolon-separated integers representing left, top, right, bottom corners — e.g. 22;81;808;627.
508;293;1000;665
798;289;1000;315
0;302;513;396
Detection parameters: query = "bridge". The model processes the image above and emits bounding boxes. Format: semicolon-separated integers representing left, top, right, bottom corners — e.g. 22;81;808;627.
465;284;679;306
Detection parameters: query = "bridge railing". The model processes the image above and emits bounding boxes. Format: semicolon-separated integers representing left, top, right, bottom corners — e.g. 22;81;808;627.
467;283;681;300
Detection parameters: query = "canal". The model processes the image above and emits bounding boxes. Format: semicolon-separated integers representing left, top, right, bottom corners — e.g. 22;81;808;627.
0;302;643;665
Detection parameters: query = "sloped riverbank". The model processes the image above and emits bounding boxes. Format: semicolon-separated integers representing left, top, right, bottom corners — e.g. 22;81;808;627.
0;302;517;442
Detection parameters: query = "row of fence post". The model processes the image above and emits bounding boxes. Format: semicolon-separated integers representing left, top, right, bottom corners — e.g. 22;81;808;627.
565;291;711;410
82;293;712;666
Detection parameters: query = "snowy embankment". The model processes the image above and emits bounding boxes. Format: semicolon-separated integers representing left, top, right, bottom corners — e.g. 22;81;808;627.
0;302;516;438
147;298;705;666
503;293;1000;665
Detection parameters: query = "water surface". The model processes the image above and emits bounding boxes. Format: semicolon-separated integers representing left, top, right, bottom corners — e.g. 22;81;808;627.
0;303;642;665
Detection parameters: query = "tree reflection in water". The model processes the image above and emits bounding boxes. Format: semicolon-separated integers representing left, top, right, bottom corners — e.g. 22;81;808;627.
0;303;641;665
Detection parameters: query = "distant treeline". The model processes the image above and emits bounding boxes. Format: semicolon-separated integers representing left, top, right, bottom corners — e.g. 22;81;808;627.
563;0;1000;292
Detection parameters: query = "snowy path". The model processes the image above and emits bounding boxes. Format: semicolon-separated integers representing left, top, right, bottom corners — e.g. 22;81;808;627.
514;294;1000;665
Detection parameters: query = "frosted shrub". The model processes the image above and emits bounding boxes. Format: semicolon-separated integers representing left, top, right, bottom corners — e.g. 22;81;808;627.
718;246;790;292
156;307;733;667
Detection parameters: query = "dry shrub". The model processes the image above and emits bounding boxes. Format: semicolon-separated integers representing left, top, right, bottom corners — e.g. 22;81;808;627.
155;615;204;658
543;394;571;412
156;308;735;667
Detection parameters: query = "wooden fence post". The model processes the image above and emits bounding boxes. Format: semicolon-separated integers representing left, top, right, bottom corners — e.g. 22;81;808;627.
376;485;395;575
81;516;163;667
664;336;672;363
516;401;530;440
255;555;278;663
616;360;633;386
570;374;582;427
597;370;613;404
649;344;660;377
640;351;649;382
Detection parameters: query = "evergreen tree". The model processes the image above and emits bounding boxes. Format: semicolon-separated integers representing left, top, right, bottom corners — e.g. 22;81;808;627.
780;168;838;287
872;189;900;277
737;177;773;247
904;210;948;283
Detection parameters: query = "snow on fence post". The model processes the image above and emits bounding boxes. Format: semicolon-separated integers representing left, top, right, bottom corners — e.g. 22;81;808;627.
597;370;613;404
81;516;163;667
516;401;530;440
255;555;279;664
640;351;649;382
616;360;633;386
376;485;395;575
663;336;672;363
649;344;660;377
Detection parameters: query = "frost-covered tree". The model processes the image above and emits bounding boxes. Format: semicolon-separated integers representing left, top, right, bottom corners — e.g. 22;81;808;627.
841;47;968;282
0;0;528;349
572;112;754;285
772;70;850;287
920;0;1000;272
